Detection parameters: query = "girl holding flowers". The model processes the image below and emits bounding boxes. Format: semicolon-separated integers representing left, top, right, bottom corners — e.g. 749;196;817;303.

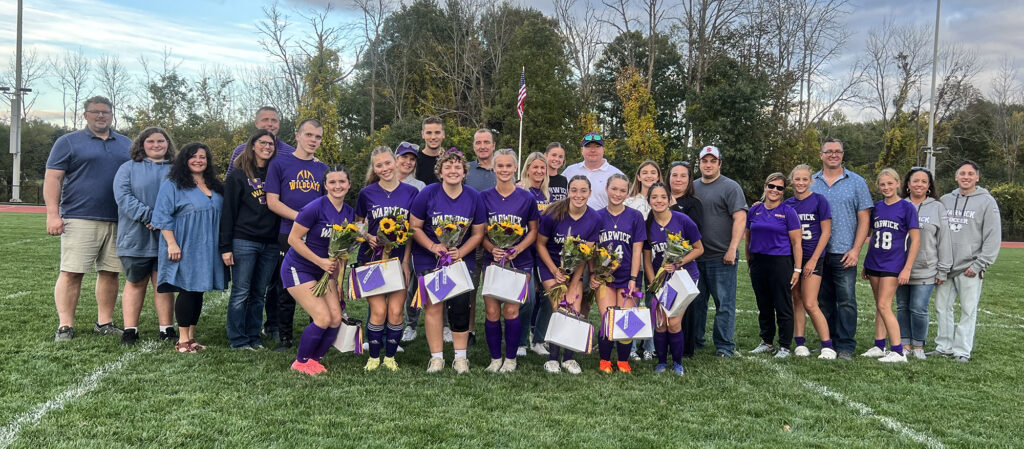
536;175;601;374
480;149;540;372
643;183;704;375
409;149;487;374
280;165;355;375
355;146;419;371
595;173;647;374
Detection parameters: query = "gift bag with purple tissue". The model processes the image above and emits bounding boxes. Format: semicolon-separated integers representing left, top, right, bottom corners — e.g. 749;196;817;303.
656;271;699;318
481;264;529;304
544;308;594;353
603;306;653;342
349;258;405;299
415;260;473;306
332;316;364;354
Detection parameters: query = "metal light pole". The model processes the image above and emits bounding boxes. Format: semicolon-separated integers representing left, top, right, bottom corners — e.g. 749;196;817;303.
925;0;941;175
8;0;24;202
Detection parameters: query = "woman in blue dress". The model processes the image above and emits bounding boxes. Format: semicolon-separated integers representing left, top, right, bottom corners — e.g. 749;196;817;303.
152;142;227;353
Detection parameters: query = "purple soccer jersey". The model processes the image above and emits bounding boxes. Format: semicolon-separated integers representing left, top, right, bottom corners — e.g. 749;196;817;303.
783;192;833;259
282;196;356;272
355;182;419;264
409;184;487;273
746;203;801;256
265;153;328;234
481;187;540;270
598;206;647;288
865;199;920;273
537;207;601;281
645;211;702;282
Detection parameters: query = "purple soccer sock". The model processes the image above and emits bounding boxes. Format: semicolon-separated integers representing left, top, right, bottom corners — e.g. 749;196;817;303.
367;323;385;359
485;319;502;359
794;336;806;347
616;342;631;363
296;323;326;362
563;349;575;361
874;339;886;350
504;317;522;360
598;338;613;362
313;326;340;361
653;331;669;364
384;323;403;358
669;330;685;365
821;339;834;349
891;344;904;355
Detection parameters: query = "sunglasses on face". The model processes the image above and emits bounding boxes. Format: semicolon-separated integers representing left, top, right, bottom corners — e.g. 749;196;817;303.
765;184;786;191
583;134;603;142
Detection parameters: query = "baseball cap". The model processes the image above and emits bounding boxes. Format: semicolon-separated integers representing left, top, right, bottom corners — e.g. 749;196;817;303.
395;141;419;157
699;145;721;160
581;132;604;147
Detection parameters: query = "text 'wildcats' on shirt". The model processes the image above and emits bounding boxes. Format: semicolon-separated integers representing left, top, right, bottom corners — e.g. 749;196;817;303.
288;170;322;192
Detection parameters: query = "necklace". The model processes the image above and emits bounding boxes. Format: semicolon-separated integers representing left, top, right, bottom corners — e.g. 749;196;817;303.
609;209;624;229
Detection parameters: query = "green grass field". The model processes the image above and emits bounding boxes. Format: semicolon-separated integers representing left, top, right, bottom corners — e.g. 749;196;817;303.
1;212;1022;448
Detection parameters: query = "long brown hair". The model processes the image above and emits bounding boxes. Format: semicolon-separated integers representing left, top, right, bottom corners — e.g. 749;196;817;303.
629;160;662;197
234;129;277;179
129;127;176;162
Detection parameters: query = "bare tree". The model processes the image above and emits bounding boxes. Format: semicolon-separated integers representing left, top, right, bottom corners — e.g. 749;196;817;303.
640;0;670;90
95;54;132;128
986;57;1024;183
932;42;981;124
257;2;305;119
1;48;46;118
48;48;92;129
864;19;933;132
554;0;604;110
353;0;395;133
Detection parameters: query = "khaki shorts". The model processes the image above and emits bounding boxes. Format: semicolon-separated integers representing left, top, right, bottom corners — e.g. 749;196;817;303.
60;219;122;273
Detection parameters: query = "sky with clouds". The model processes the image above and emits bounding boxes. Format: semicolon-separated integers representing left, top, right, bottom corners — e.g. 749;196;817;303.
0;0;1021;123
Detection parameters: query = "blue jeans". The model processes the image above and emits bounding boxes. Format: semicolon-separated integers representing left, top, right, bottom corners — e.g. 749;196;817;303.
818;253;858;353
896;283;934;347
530;274;553;345
227;238;279;347
694;259;738;356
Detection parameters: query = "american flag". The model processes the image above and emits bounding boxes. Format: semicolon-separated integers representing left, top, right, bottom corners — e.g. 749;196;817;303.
516;67;526;120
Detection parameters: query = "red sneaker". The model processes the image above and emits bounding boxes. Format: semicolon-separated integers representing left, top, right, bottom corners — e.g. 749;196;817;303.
599;360;613;374
307;359;328;374
291;360;317;375
617;361;632;373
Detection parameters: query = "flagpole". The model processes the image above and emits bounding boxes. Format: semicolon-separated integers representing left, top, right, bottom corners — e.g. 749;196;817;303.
517;66;525;180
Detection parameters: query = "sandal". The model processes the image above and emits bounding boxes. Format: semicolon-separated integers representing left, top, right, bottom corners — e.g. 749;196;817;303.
176;341;196;353
188;339;206;351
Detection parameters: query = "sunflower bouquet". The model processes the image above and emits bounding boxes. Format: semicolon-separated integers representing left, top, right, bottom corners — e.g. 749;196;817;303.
486;220;524;266
546;235;593;307
375;211;410;261
311;221;364;297
646;231;694;294
433;218;471;253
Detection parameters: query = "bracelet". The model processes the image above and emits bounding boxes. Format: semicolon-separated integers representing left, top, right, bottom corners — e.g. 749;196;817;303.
794;268;802;273
629;275;639;281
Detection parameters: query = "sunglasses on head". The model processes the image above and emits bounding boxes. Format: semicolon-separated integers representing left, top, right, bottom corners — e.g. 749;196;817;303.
398;142;420;151
765;184;786;191
910;166;931;173
584;134;603;142
671;161;690;167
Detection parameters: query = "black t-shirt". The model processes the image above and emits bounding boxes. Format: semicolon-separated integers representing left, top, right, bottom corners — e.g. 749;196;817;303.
416;150;440;185
548;174;568;202
671;195;704;233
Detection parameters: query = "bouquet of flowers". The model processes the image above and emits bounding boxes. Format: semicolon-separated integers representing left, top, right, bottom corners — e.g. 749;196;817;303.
311;222;364;297
434;218;471;254
486;220;524;266
582;245;622;309
375;211;410;260
646;231;694;294
546;235;593;308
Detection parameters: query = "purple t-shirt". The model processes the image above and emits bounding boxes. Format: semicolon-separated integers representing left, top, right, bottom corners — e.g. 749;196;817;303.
598;207;647;287
865;199;920;273
645;211;701;282
481;187;540;270
265;153;329;234
538;207;601;268
282;196;355;272
783;192;833;259
746;203;801;256
409;184;488;273
354;182;420;264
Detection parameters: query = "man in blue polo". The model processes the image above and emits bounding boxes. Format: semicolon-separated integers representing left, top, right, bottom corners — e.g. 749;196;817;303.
226;106;295;176
45;96;132;341
811;138;872;360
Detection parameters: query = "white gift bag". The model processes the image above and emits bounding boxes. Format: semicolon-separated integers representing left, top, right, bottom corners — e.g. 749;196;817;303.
481;264;529;304
604;307;653;342
350;258;405;298
418;260;474;305
331;317;364;354
657;270;700;318
544;309;594;353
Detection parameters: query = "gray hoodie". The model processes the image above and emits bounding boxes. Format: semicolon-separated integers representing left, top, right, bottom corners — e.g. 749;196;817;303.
940;186;1001;276
908;197;952;284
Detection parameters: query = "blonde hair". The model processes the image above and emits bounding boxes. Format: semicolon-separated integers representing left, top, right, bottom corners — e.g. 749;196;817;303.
760;172;787;203
788;164;813;182
523;152;550;202
877;167;901;186
365;146;396;185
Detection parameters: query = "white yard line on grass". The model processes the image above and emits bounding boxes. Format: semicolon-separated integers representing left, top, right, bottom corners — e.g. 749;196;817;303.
0;341;158;448
734;309;1024;330
980;309;1024;323
0;237;48;249
3;291;30;300
748;357;945;449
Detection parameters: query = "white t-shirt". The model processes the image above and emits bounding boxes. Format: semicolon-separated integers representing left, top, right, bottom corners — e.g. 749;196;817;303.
561;159;624;209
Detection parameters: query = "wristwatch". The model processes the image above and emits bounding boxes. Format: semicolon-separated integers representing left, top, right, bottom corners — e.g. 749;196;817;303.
629;275;639;281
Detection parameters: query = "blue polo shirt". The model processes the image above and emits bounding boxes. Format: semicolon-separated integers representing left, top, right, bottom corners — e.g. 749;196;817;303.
45;128;131;221
811;167;873;254
465;160;497;192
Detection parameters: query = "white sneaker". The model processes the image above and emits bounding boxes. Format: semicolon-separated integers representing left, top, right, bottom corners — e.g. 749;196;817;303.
818;348;837;360
643;351;655;360
531;343;550;356
397;345;405;353
561;359;582;374
794;345;810;357
774;347;791;359
453;357;470;374
861;346;888;358
442;327;453;343
426;357;445;373
362;342;369;351
485;358;503;373
401;327;417;342
878;351;908;363
912;349;926;360
498;358;517;373
629;350;641;361
749;342;774;354
543;360;561;373
517;346;527;357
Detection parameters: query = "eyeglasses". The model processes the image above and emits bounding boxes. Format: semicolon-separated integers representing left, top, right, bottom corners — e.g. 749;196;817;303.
583;134;603;142
821;150;844;155
670;161;690;167
87;110;112;116
765;184;786;191
256;140;275;147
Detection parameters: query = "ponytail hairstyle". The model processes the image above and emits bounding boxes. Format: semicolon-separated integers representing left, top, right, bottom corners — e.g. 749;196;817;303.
788;164;813;184
901;166;938;200
493;148;518;182
523;151;550;202
877;167;901;187
324;164;350;186
364;145;396;185
759;172;786;203
545;175;591;221
629;160;663;197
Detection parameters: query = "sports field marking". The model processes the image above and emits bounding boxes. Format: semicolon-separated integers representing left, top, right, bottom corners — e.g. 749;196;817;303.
3;291;30;300
980;309;1024;322
0;341;158;448
748;357;946;449
734;308;1023;330
0;237;48;248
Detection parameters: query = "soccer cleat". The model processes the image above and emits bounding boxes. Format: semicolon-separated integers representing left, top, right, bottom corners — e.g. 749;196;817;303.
531;343;550;356
673;363;685;376
654;363;667;373
561;360;582;375
599;360;614;374
616;361;632;373
818;348;837;360
54;326;74;342
426;357;445;373
485;358;503;373
878;351;908;363
397;345;405;353
499;358;517;373
364;358;381;371
794;345;810;357
401;327;417;342
453;357;470;374
93;322;124;336
774;347;791;359
749;342;774;354
861;346;888;358
307;359;327;374
159;328;177;341
291;360;318;375
442;327;453;343
382;357;399;371
543;360;561;373
912;349;927;360
517;346;527;357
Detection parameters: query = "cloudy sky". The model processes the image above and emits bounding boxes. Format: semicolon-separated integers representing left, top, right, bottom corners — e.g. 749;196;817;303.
0;0;1021;123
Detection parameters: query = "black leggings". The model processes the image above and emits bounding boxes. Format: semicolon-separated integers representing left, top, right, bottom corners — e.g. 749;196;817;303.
749;253;795;348
444;291;472;332
175;291;204;327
